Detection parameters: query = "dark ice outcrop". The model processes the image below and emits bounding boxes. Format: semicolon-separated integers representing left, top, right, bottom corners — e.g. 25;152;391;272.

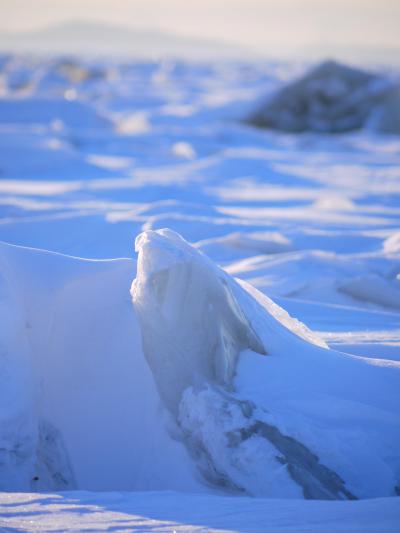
180;386;356;499
247;60;400;134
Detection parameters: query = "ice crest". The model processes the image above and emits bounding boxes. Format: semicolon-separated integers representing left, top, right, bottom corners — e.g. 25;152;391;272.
132;228;266;414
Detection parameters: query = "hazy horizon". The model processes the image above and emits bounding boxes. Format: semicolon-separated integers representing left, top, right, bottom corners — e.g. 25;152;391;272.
2;0;400;62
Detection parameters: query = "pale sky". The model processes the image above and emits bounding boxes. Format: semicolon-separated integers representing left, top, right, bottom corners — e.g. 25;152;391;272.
2;0;400;55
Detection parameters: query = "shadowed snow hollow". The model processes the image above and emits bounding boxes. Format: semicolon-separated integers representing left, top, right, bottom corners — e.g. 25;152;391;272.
132;230;400;499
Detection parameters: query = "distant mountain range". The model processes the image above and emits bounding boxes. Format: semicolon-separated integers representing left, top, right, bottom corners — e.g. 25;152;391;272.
1;20;398;65
0;20;254;60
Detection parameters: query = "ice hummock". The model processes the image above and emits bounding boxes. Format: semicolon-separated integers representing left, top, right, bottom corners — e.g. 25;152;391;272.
132;229;399;499
247;59;400;134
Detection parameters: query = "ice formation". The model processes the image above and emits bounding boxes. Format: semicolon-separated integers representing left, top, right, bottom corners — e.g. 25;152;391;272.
1;234;399;499
1;50;400;529
132;229;387;499
131;229;266;413
247;60;400;134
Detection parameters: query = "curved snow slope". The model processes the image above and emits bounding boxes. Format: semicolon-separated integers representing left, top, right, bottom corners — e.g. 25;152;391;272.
0;240;203;493
133;229;400;499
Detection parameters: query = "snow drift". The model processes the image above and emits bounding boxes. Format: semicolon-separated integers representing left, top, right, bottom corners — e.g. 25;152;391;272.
0;241;203;493
247;60;400;134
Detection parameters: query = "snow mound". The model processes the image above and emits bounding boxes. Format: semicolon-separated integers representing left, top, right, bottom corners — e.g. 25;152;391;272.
226;250;400;311
195;231;293;263
339;274;400;311
247;60;400;134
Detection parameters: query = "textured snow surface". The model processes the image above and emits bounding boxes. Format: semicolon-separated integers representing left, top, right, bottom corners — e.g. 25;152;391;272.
1;54;400;529
1;491;400;532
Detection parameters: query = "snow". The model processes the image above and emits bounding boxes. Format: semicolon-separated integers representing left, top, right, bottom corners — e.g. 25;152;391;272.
4;228;398;502
1;491;399;532
0;242;203;493
0;97;111;130
0;54;400;530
